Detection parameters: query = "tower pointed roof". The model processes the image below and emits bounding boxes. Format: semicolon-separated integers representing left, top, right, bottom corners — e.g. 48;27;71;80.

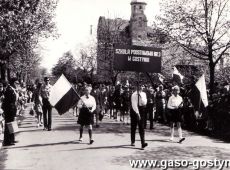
131;0;147;4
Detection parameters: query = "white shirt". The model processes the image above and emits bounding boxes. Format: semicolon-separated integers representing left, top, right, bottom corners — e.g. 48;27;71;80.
77;95;96;112
131;91;147;114
41;84;52;99
167;94;183;110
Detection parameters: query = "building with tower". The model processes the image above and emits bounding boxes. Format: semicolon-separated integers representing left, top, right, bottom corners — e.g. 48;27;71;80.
96;0;165;83
130;0;148;44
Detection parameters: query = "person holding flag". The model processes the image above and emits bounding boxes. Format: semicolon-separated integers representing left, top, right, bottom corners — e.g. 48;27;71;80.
167;85;185;143
77;85;96;144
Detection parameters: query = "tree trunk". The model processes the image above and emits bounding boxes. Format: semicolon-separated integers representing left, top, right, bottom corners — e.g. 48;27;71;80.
0;63;7;82
24;72;28;83
0;64;3;80
90;69;94;83
7;68;11;81
209;62;215;99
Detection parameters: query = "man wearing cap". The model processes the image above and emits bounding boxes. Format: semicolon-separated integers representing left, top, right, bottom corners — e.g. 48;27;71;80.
130;84;148;149
41;77;52;131
2;78;20;146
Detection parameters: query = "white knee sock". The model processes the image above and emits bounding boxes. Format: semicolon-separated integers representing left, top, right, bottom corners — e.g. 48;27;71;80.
170;127;174;140
178;127;183;139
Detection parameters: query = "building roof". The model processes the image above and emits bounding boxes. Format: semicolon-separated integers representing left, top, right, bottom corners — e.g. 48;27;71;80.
97;16;168;47
98;16;156;34
98;16;129;31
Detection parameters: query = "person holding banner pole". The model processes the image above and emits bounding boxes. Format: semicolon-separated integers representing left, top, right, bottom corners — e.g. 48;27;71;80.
77;86;96;144
130;81;148;149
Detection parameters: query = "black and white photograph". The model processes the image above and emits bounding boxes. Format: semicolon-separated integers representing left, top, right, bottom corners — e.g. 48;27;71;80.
0;0;230;169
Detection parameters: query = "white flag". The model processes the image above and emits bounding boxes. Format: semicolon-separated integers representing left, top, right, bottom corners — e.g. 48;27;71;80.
49;74;80;115
158;73;165;83
172;66;184;83
195;74;208;107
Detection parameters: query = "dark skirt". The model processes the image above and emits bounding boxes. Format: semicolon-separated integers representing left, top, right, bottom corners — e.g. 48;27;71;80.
77;107;94;126
168;109;182;123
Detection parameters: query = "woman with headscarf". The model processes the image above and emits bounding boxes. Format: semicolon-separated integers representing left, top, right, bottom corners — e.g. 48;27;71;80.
77;86;96;144
167;85;185;143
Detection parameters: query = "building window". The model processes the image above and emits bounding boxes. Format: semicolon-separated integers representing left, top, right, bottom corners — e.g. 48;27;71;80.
139;5;142;9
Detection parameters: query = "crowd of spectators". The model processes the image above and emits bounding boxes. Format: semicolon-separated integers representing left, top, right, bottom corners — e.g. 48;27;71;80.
1;77;230;145
0;79;35;145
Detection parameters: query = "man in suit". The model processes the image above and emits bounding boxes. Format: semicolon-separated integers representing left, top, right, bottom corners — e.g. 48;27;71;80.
130;84;148;149
2;78;19;146
41;77;52;131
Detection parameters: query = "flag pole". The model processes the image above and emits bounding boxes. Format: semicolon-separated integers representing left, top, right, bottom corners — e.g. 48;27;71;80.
137;72;140;107
198;94;202;112
72;85;91;112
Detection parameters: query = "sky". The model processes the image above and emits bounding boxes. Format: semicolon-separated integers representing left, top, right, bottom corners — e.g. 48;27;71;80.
40;0;160;70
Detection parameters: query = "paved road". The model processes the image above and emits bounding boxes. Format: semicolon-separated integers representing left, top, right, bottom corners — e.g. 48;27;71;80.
1;105;230;170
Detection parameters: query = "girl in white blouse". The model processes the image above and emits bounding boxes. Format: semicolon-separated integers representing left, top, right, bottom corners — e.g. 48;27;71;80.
77;86;96;144
167;85;185;143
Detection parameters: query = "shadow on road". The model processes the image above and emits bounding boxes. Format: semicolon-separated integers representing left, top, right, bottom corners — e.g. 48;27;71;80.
2;140;79;150
0;149;6;169
60;144;143;151
19;129;43;133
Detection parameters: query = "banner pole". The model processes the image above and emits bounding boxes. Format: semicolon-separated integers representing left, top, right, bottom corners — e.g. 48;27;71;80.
137;72;140;107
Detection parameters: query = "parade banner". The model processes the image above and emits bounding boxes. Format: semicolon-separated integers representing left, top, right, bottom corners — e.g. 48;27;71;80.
114;45;162;73
50;74;80;115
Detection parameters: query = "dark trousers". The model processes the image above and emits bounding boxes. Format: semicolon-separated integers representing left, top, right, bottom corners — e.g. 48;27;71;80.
42;99;52;129
130;106;146;145
146;103;154;129
3;108;16;145
3;122;15;144
156;104;166;122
